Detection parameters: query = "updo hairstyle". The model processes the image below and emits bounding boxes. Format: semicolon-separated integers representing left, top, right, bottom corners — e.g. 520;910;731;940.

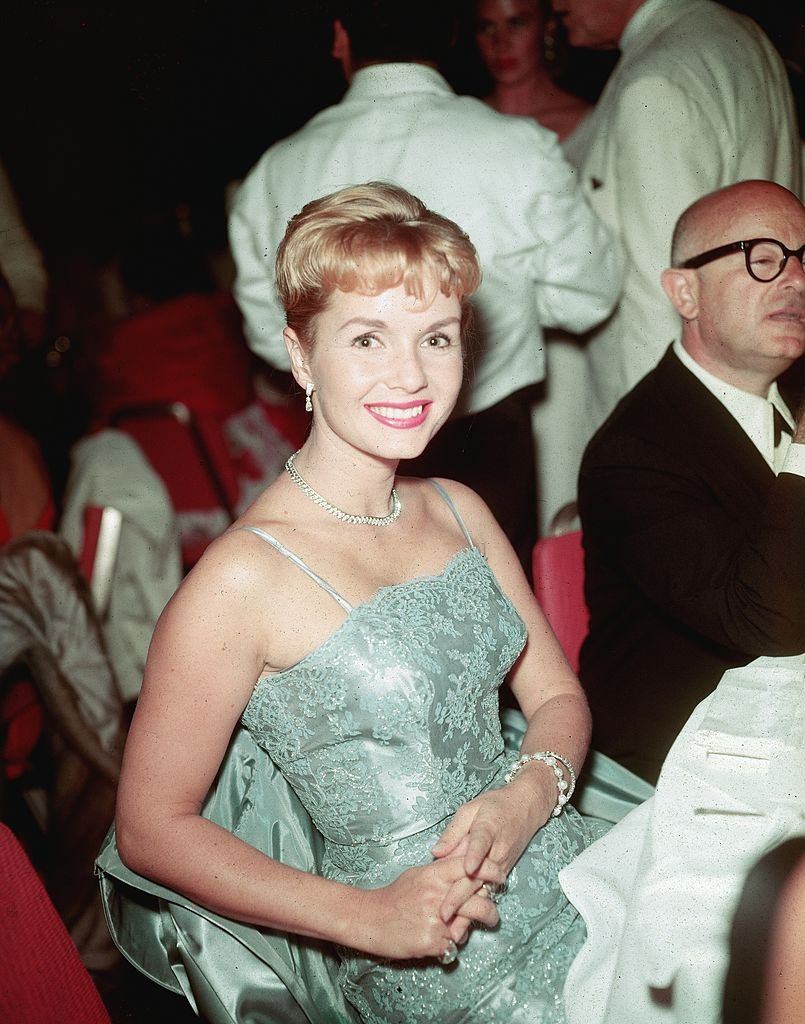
275;182;482;347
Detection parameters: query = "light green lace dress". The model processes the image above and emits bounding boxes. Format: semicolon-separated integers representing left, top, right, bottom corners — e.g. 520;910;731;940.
97;484;603;1024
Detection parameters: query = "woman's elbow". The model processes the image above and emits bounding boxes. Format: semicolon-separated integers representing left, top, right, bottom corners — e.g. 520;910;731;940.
114;814;153;876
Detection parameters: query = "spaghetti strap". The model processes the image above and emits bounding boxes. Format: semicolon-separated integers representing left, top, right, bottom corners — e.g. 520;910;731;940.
427;480;476;549
236;526;353;614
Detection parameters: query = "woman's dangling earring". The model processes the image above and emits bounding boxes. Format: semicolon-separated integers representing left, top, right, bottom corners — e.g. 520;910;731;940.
305;381;315;413
543;14;558;68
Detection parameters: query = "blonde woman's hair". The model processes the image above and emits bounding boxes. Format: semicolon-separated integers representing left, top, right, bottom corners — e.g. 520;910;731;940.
275;182;482;345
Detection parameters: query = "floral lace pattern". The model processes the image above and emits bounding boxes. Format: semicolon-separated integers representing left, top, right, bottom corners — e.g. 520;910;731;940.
241;546;601;1023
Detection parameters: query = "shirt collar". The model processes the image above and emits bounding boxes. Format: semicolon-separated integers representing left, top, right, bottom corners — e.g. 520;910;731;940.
672;340;794;469
620;0;683;50
344;63;453;102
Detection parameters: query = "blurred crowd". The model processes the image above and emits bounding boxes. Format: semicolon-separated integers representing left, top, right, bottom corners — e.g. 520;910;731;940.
1;1;803;1022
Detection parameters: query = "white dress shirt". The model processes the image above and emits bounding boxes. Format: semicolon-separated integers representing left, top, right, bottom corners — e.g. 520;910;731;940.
229;63;622;416
673;341;805;478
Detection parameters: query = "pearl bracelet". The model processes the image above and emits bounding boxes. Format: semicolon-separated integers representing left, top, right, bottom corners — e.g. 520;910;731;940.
504;751;577;817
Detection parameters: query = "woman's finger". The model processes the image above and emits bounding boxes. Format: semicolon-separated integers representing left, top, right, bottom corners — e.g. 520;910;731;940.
464;854;509;886
438;834;470;862
438;874;484;923
462;818;498;876
456;892;500;930
431;806;474;858
449;914;471;946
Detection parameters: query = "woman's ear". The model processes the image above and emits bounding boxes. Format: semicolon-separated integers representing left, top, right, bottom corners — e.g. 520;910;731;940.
284;327;311;389
661;267;699;321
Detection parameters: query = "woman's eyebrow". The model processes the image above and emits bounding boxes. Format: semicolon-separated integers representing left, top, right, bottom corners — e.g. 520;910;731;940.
337;316;461;331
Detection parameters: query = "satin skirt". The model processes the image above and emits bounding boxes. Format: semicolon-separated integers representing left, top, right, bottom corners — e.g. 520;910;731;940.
97;714;651;1024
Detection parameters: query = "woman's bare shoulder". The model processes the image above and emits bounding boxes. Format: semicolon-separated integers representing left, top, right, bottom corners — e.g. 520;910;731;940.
167;515;301;620
391;476;506;558
415;476;497;529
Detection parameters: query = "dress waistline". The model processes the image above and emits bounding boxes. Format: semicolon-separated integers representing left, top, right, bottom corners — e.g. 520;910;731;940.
320;761;508;861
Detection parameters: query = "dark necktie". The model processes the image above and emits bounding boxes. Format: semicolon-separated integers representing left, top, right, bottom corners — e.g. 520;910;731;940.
773;407;793;448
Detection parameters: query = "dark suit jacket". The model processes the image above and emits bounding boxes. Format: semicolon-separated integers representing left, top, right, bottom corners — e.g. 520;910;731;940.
578;347;805;783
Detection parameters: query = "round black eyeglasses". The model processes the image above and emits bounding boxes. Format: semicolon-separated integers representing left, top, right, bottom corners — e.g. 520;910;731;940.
680;238;805;282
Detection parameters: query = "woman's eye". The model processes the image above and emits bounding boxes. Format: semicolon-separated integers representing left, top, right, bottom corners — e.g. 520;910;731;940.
423;333;452;349
353;334;380;349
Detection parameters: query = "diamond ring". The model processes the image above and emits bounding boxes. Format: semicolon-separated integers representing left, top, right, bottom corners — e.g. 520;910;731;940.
482;881;507;903
438;939;458;966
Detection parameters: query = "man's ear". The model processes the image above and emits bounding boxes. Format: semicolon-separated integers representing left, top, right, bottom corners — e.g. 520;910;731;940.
284;327;311;388
661;267;699;321
332;19;352;77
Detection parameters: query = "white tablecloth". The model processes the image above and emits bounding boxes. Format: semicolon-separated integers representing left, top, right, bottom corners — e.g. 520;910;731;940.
560;653;805;1024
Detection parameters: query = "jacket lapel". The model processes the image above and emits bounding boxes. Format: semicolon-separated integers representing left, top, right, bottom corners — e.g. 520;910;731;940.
655;348;775;509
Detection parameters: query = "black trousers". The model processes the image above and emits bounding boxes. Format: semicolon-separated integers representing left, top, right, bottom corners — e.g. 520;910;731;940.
403;388;537;580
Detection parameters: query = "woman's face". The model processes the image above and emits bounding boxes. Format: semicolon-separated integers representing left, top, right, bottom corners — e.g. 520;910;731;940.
475;0;542;86
290;280;464;464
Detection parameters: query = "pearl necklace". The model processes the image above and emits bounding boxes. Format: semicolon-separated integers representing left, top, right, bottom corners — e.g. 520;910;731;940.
285;451;402;527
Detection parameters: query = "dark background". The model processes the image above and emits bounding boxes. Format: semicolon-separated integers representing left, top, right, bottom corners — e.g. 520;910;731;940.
2;1;345;263
2;1;801;268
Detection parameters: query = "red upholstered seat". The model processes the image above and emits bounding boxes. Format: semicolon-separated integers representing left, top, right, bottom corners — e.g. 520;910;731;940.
92;292;304;568
1;676;44;781
531;529;588;673
0;823;111;1023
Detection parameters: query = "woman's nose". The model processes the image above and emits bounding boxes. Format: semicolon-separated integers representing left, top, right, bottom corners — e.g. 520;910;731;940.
389;347;427;391
493;28;511;51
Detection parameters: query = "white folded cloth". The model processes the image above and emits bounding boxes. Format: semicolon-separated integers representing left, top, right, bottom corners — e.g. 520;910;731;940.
560;653;805;1024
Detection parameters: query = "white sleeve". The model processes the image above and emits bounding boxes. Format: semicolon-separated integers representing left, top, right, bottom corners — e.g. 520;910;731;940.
526;133;624;333
0;161;48;313
608;76;725;389
228;173;292;371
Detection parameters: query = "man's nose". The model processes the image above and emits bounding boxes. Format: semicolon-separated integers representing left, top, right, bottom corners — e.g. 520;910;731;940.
779;252;805;289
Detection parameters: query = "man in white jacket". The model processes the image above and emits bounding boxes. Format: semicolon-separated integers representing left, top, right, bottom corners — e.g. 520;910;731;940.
554;0;802;433
0;160;48;345
229;0;622;572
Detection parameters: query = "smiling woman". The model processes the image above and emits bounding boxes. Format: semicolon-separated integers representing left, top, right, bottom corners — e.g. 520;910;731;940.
97;182;606;1024
286;282;464;465
276;184;475;469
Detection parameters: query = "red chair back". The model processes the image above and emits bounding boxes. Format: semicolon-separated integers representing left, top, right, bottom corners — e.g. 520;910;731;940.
1;676;44;782
532;529;588;673
112;402;239;518
0;823;111;1023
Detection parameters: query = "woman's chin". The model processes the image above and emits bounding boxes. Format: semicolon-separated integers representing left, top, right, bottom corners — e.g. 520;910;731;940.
361;427;442;464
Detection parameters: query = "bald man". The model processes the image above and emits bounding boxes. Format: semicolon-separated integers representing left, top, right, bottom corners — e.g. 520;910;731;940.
577;180;805;783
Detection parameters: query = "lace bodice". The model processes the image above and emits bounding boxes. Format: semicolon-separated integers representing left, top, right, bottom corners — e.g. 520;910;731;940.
235;507;600;1024
241;545;527;852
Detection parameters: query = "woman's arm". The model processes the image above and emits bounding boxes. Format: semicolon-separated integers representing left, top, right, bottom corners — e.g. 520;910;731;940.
430;482;592;914
115;531;497;959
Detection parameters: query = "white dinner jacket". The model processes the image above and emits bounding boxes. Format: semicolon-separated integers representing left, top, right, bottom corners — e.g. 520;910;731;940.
575;0;802;432
230;63;622;416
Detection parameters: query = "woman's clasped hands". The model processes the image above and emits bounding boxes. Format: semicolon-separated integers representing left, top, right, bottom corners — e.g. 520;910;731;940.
355;857;500;962
357;778;550;963
430;773;554;933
